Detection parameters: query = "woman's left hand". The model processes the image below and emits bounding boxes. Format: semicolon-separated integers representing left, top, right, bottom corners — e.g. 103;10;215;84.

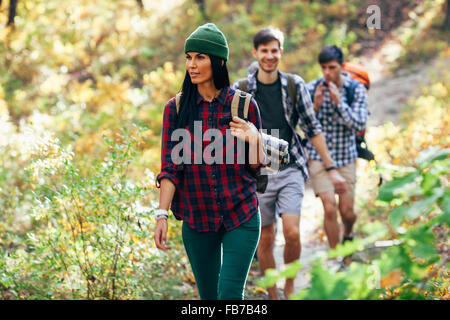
229;116;260;146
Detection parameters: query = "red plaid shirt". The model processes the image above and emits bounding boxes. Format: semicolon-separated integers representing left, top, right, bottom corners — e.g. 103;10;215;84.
156;87;263;232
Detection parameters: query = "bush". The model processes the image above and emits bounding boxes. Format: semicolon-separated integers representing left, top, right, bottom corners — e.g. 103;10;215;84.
259;147;449;299
1;124;196;299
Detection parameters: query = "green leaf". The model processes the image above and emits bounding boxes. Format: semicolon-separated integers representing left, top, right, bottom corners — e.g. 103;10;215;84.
290;289;308;300
438;190;450;217
406;228;437;259
390;188;444;228
0;276;12;288
422;210;450;229
328;239;365;258
280;260;302;279
403;262;429;282
308;262;350;300
257;268;280;288
377;172;419;202
406;198;432;221
389;206;408;228
376;164;416;176
361;221;388;235
378;246;403;275
416;147;450;169
410;242;437;259
406;189;443;221
420;172;441;195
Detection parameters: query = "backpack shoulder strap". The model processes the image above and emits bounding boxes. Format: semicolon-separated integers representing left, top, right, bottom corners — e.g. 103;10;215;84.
232;89;252;120
237;78;249;92
242;92;252;119
344;78;358;106
286;74;297;106
175;92;182;114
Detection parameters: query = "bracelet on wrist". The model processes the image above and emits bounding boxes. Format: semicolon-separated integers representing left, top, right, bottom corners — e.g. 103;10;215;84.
155;209;169;221
325;166;336;172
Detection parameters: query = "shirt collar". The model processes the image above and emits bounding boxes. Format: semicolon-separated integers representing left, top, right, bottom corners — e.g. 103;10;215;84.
341;72;353;89
196;87;229;105
248;69;284;92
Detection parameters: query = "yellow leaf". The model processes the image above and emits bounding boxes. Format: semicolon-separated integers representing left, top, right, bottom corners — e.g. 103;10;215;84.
116;17;131;32
381;270;403;288
253;287;267;294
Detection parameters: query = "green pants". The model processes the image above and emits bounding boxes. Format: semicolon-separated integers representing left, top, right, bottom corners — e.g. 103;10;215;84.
182;212;260;300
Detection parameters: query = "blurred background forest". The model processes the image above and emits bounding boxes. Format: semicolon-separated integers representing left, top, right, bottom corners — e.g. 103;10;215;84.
0;0;448;300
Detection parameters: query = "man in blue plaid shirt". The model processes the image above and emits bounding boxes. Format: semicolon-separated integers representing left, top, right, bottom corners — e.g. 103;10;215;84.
306;45;369;253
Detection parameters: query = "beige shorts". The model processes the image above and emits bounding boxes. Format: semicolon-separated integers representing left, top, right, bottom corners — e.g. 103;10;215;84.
308;160;356;197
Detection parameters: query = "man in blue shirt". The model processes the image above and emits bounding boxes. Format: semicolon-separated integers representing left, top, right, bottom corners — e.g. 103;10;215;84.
306;45;369;251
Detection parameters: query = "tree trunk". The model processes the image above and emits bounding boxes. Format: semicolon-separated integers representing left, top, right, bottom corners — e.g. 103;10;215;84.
194;0;207;19
245;0;254;14
444;0;450;30
7;0;18;26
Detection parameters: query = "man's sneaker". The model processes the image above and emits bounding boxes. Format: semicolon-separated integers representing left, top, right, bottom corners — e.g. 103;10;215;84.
342;235;354;244
342;235;354;264
337;261;347;272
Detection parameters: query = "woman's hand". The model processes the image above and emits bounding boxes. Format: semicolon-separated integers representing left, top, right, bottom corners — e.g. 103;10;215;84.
154;218;171;251
229;116;260;146
155;179;175;251
230;116;264;168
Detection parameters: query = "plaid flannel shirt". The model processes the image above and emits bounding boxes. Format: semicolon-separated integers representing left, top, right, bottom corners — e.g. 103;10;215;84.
156;87;263;232
306;73;369;168
233;70;322;179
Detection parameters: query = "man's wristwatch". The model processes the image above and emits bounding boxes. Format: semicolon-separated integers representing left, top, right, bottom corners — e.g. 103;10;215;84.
325;166;336;172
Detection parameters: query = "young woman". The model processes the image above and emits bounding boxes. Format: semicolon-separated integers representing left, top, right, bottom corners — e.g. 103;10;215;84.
153;23;265;300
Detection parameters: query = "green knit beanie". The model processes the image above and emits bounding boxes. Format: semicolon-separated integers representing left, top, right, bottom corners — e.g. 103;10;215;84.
184;23;229;61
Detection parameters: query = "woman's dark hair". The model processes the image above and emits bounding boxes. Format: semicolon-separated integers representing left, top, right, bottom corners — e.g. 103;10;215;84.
176;54;230;130
318;45;344;65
